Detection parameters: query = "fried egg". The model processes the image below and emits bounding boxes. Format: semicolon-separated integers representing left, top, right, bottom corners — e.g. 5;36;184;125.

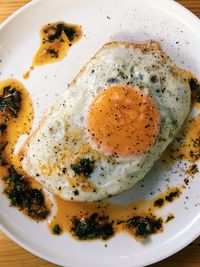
22;41;191;201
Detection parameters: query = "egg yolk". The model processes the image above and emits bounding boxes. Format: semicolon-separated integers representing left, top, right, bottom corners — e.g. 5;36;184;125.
87;85;160;156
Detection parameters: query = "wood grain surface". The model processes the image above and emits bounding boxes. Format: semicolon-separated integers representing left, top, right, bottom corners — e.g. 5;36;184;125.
0;0;200;266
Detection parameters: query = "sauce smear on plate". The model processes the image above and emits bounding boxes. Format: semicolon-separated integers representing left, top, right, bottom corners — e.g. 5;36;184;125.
0;79;49;220
23;22;83;79
48;187;181;241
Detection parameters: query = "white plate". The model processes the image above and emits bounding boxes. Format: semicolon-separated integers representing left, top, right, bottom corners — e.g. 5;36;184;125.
1;0;200;266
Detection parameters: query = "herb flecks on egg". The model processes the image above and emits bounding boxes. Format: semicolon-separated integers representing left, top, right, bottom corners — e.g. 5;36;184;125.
71;158;95;177
22;41;191;201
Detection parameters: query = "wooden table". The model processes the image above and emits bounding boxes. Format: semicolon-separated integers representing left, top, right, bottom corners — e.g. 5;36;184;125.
0;0;200;266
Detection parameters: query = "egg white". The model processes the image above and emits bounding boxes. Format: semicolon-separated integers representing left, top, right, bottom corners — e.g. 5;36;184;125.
22;41;191;201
